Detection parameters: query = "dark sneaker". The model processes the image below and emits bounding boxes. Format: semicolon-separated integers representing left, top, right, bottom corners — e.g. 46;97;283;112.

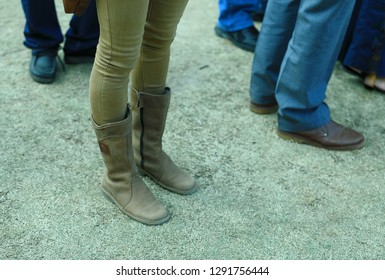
29;50;57;84
64;48;96;64
215;25;259;52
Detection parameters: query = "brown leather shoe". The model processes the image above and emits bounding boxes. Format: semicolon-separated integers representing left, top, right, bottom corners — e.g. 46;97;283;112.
277;121;365;151
250;101;278;114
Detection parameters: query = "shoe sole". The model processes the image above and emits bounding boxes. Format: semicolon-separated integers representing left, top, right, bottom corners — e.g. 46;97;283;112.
138;168;198;195
100;186;170;226
249;102;278;114
214;27;255;52
277;129;365;151
30;73;55;84
342;65;364;78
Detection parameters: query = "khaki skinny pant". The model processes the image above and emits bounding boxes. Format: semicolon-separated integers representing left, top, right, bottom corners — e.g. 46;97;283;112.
90;0;188;125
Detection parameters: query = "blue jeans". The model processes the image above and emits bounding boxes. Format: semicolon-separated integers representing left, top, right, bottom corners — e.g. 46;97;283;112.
217;0;262;32
250;0;355;132
342;0;385;77
21;0;99;55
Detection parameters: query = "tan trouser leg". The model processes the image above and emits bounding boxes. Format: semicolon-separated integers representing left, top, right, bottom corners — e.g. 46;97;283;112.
89;0;188;125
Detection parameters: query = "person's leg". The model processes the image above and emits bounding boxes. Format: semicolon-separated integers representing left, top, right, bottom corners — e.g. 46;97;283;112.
21;0;62;54
21;0;62;83
338;0;363;62
374;21;385;78
215;0;260;52
249;0;298;112
277;0;356;132
130;0;196;195
90;0;169;225
371;18;385;90
90;0;148;124
130;0;188;94
251;0;363;150
64;0;100;64
343;0;385;76
217;0;259;31
274;0;364;150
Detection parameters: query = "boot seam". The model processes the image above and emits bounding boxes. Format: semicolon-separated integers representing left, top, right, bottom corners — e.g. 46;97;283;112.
139;107;145;168
158;151;164;182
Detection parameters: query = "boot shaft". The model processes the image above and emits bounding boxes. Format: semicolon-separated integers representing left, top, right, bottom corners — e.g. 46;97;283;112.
92;107;170;224
130;88;197;195
131;88;171;173
93;108;137;181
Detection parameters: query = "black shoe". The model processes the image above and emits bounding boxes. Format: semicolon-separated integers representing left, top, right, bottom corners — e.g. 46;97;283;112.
64;48;96;64
214;25;259;52
29;50;57;84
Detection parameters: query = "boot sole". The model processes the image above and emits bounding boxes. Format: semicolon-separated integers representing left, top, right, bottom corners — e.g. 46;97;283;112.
138;168;198;195
100;187;170;226
277;129;365;151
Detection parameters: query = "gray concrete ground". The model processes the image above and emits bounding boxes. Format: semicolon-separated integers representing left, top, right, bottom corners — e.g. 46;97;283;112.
1;0;385;260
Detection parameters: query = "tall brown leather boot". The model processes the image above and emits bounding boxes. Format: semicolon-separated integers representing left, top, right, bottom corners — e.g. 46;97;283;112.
92;107;170;225
131;88;197;195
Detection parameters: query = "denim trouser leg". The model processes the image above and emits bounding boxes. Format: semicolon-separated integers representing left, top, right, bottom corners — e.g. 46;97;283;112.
343;0;385;77
64;0;100;55
277;0;355;132
21;0;62;54
250;0;298;106
217;0;260;32
251;0;355;132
